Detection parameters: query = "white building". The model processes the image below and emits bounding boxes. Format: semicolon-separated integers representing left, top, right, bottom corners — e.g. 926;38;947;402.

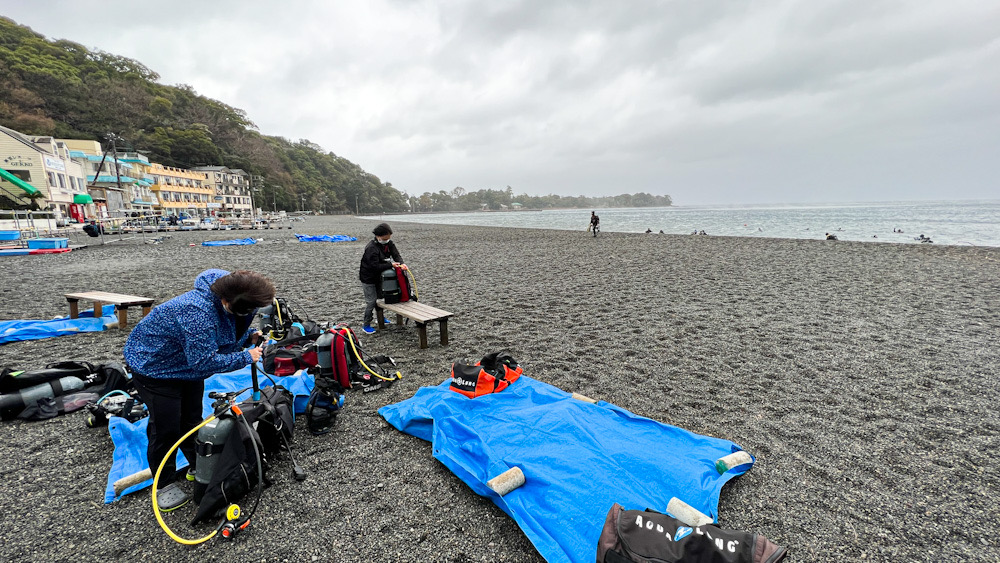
191;165;254;217
0;125;92;220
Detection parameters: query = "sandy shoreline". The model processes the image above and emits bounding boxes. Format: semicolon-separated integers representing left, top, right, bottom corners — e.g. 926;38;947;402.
1;216;998;561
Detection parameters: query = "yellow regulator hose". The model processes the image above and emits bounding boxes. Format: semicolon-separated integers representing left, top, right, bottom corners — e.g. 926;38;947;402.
404;266;419;300
345;328;402;382
151;413;222;545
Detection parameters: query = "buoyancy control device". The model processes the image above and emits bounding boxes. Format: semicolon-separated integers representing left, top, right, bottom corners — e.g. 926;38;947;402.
304;325;400;435
380;265;414;304
262;334;319;377
316;325;399;393
192;384;300;524
0;361;95;393
1;362;131;420
257;297;319;342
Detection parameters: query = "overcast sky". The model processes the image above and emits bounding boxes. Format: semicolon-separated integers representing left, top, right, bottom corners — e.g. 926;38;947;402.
6;1;999;204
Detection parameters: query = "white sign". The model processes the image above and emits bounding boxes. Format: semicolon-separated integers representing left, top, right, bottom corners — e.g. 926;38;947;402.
206;202;222;208
44;156;66;172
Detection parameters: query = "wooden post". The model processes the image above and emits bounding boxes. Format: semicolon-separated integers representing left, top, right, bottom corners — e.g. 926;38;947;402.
68;298;79;319
375;307;385;331
141;304;152;319
439;319;449;346
92;300;103;318
117;306;129;329
417;323;428;349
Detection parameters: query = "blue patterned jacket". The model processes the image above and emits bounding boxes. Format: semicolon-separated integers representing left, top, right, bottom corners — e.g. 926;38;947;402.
123;269;254;380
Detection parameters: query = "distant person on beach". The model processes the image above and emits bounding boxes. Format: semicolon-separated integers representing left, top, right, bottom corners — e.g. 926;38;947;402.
825;233;838;240
122;269;274;512
359;222;405;334
589;211;600;236
645;228;652;234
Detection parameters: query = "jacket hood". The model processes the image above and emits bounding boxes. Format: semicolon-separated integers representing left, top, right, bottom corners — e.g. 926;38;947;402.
194;269;231;295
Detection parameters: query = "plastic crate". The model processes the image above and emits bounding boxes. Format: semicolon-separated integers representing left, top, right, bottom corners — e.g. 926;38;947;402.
0;230;20;241
27;238;69;249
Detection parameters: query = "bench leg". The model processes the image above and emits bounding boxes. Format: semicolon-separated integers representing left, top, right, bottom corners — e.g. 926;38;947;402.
68;299;79;319
439;319;449;346
141;304;152;319
395;314;403;326
117;306;129;329
93;300;104;318
376;307;385;332
417;323;428;349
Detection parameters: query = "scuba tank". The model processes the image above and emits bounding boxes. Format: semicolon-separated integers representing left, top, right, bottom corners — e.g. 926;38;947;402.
0;376;86;420
381;268;401;304
193;416;236;495
308;330;346;435
315;331;336;381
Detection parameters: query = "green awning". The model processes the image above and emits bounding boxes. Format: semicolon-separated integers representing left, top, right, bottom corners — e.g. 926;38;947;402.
73;193;94;204
0;168;39;196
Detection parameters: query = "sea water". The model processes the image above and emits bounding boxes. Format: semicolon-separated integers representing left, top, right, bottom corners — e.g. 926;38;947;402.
367;200;1000;248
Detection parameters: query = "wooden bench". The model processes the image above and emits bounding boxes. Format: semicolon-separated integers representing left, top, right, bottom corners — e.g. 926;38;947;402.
375;299;453;349
65;291;155;330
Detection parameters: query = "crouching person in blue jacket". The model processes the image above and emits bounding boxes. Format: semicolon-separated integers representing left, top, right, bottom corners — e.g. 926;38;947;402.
123;269;275;512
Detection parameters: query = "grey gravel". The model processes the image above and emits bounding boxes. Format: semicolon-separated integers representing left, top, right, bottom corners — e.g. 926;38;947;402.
1;216;998;562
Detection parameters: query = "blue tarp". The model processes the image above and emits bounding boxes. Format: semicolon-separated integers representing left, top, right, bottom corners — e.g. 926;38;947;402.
104;364;315;503
379;376;754;563
0;305;118;345
201;238;258;246
294;234;357;243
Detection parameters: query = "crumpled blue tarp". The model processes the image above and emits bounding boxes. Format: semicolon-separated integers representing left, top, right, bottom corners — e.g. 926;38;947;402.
0;305;118;345
294;234;357;243
104;364;315;503
201;238;258;246
379;376;754;563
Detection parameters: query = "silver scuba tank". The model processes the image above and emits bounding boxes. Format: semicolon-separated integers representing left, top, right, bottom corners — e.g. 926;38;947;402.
0;376;86;420
381;268;401;304
315;331;335;379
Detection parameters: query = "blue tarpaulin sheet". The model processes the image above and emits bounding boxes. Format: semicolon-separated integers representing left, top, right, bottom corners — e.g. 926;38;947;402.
104;364;315;503
294;234;357;243
0;305;117;345
201;238;258;246
379;376;754;563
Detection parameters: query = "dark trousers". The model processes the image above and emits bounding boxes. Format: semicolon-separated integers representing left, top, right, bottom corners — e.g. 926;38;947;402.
132;373;205;489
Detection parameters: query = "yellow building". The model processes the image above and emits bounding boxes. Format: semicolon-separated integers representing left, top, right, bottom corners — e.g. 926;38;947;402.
148;163;213;217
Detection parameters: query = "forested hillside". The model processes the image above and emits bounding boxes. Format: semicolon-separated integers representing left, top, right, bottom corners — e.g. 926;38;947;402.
0;17;671;213
0;17;405;213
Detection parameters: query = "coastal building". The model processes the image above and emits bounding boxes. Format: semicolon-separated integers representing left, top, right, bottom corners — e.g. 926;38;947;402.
148;163;212;218
191;165;254;217
69;147;135;217
114;152;158;214
0;125;91;219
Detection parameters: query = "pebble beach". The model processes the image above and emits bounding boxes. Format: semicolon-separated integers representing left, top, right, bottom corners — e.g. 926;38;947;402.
1;215;999;562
